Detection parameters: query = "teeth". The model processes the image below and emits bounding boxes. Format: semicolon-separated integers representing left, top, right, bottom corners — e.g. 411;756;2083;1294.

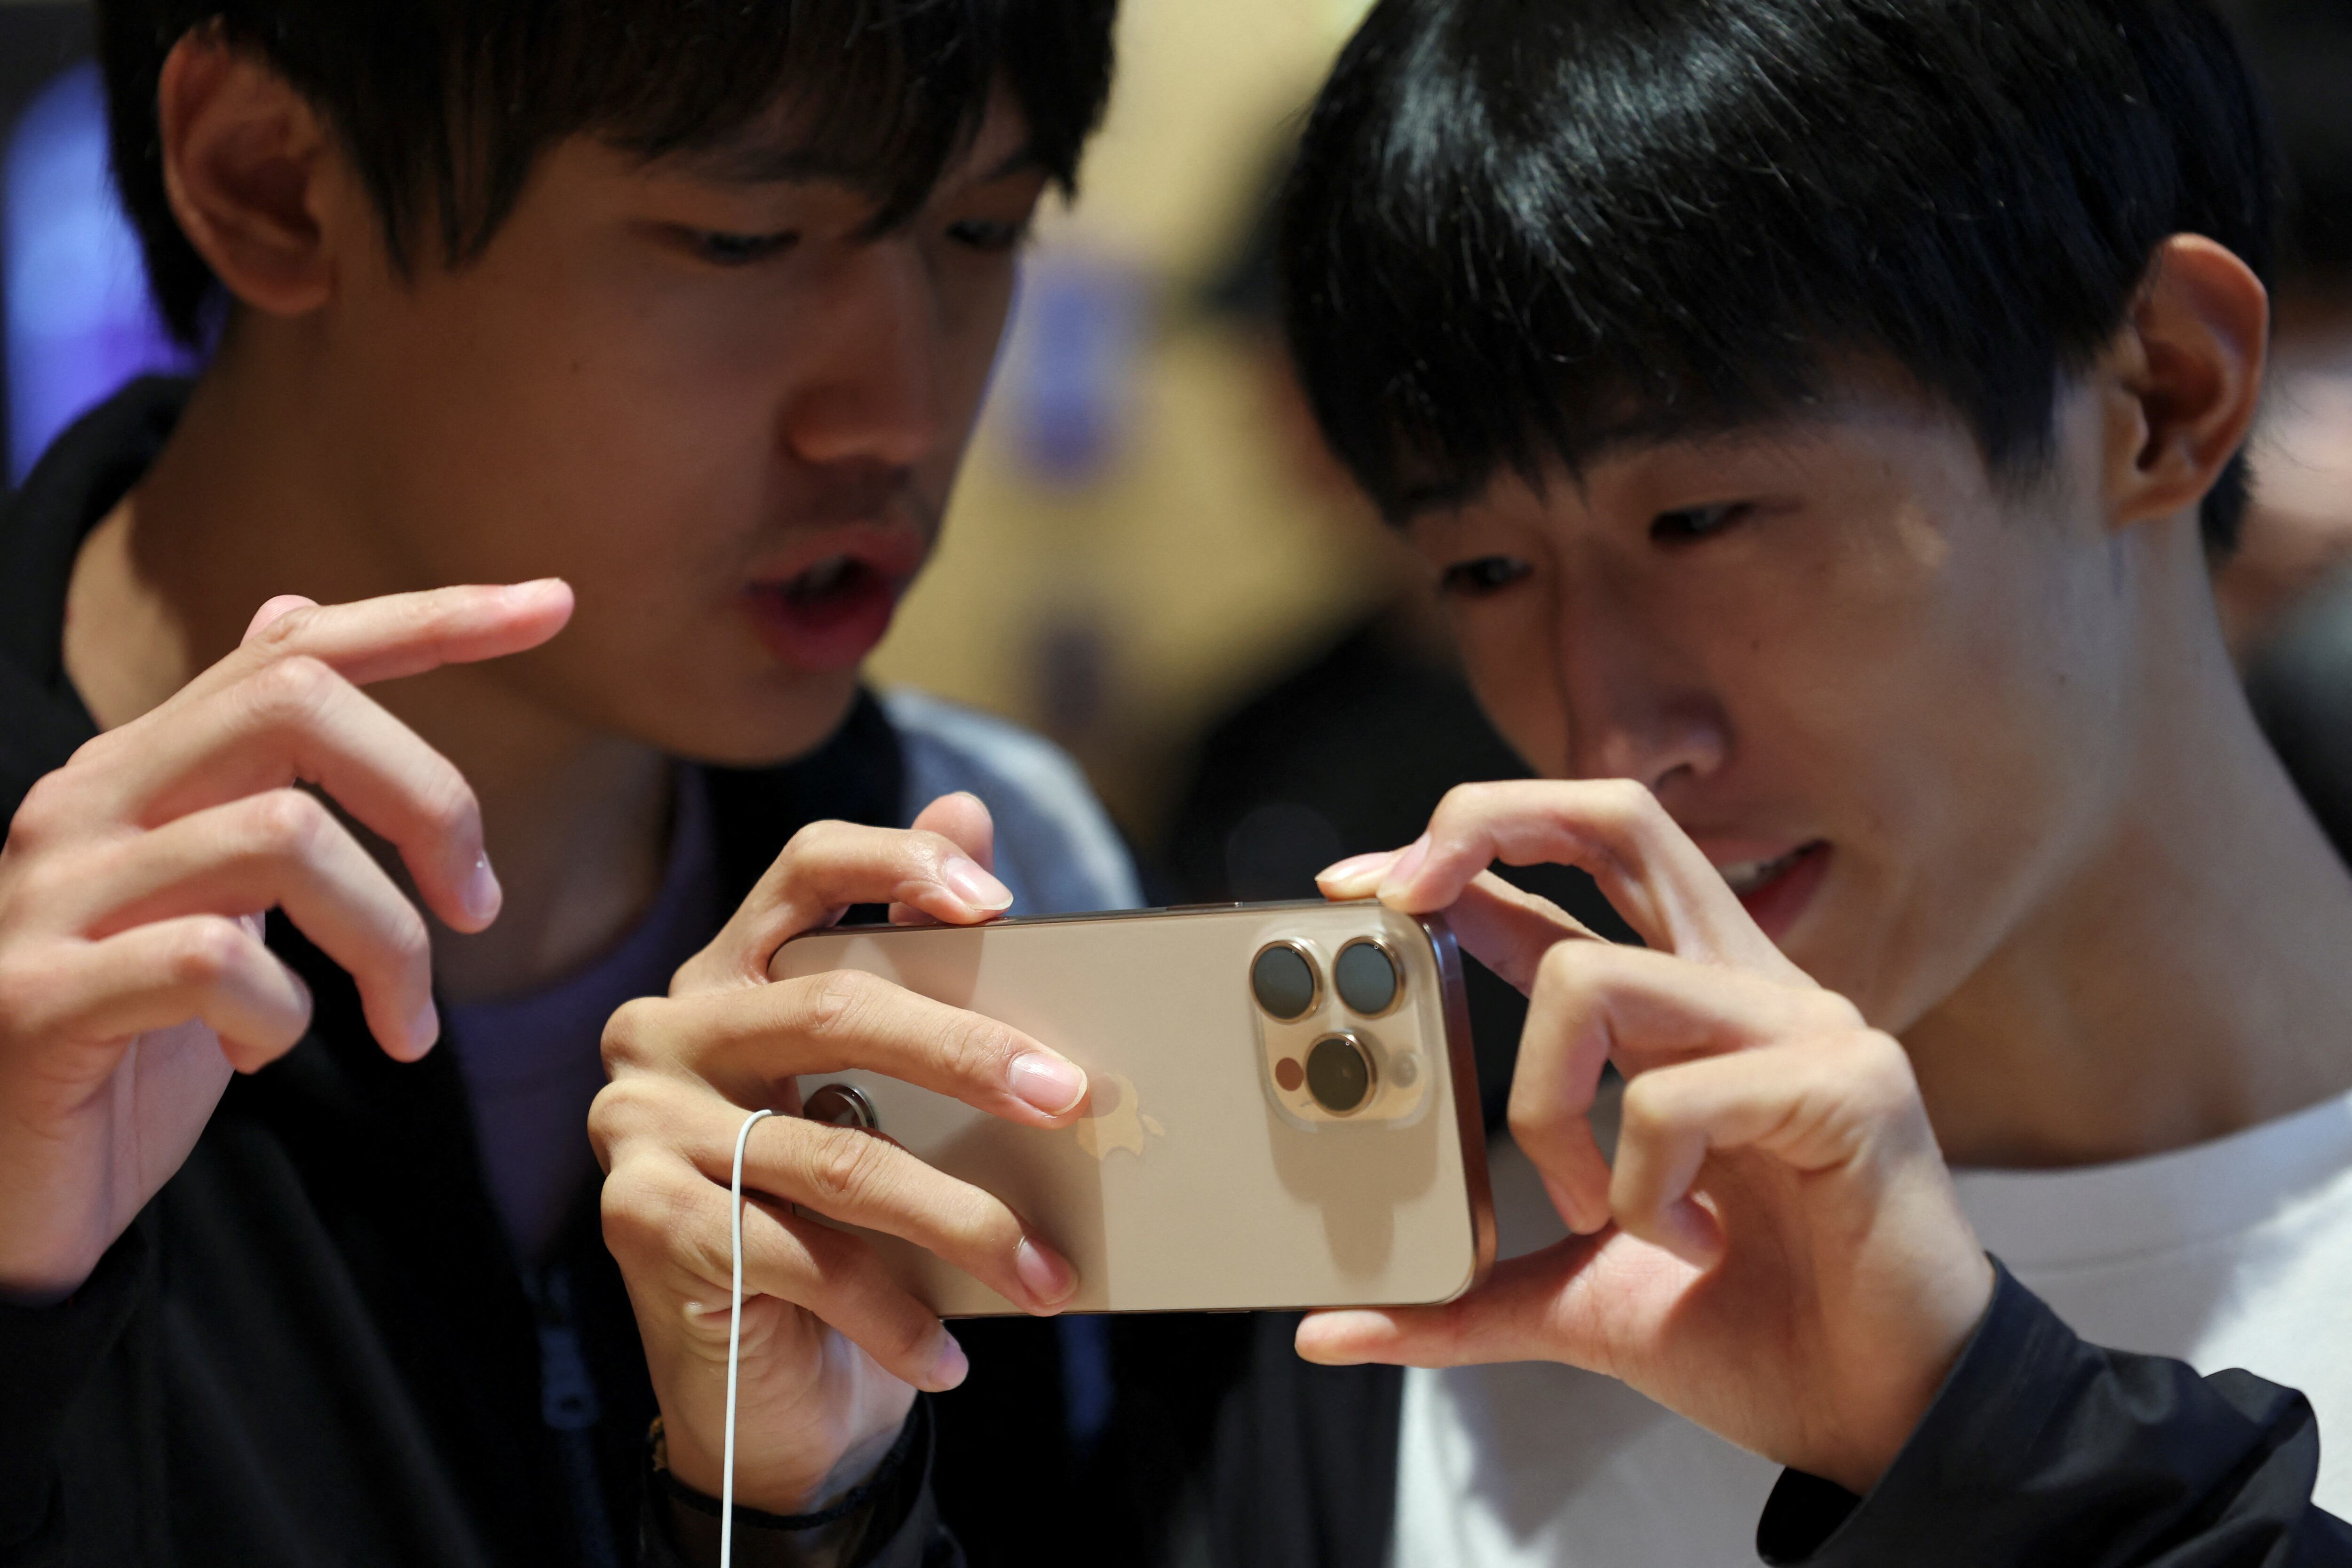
787;555;855;597
1718;848;1803;895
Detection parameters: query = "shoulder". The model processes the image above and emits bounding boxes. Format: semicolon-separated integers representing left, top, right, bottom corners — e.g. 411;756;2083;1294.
880;688;1141;918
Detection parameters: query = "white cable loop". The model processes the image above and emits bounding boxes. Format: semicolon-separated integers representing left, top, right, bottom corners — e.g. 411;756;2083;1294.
722;1106;777;1568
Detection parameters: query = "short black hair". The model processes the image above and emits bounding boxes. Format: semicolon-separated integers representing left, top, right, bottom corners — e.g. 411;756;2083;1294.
2223;0;2352;288
99;0;1119;345
1281;0;2278;552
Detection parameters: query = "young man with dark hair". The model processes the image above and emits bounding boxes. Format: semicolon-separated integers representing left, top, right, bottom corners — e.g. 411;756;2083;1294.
1252;0;2352;1560
682;0;2352;1562
0;3;1124;1564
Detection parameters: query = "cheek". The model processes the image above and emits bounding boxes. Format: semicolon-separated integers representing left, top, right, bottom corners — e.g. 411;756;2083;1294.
358;266;789;576
1453;605;1571;775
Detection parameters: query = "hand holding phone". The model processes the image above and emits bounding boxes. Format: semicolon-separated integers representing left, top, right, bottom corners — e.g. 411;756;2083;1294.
1295;780;1995;1497
594;797;1089;1518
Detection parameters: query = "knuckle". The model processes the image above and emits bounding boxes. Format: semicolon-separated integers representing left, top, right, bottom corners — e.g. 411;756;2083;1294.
1429;782;1486;832
1593;777;1660;829
1535;935;1597;990
0;955;54;1036
870;1302;937;1368
1616;1074;1679;1140
802;969;881;1044
169;917;251;989
935;1014;1010;1085
600;996;667;1069
10;849;83;917
584;1073;676;1148
807;1124;889;1208
247;788;332;859
8;769;77;847
1839;1030;1918;1107
383;899;431;973
1798;988;1865;1032
250;602;321;653
249;653;341;725
600;1156;704;1260
410;762;477;846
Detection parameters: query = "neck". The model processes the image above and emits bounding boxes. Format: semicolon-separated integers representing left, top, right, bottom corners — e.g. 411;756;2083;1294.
1904;536;2352;1169
62;342;673;1004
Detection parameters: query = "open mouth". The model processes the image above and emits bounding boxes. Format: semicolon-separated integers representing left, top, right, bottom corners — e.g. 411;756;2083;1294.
744;552;906;671
778;554;887;622
1716;840;1831;939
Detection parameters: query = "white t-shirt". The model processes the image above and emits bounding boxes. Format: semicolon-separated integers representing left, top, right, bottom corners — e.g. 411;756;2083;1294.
1391;1085;2352;1566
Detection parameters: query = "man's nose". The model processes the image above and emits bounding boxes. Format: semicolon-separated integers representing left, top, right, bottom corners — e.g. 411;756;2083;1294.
1556;602;1728;793
781;242;947;469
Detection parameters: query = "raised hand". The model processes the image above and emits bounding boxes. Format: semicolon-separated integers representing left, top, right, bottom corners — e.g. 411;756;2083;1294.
593;793;1089;1516
1305;780;1994;1494
0;582;572;1302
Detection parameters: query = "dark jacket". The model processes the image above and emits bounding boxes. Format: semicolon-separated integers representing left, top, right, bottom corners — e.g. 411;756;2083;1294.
0;381;943;1568
1202;1265;2352;1568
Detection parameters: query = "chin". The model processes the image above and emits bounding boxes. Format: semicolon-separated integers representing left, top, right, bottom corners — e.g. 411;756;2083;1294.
613;671;867;771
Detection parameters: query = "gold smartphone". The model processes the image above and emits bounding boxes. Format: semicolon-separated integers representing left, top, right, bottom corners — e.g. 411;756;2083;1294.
769;900;1496;1316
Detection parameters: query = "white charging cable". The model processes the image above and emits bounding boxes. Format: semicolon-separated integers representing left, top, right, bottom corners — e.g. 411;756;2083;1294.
722;1107;777;1568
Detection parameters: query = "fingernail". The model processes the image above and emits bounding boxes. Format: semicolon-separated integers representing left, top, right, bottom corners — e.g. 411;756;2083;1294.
1316;851;1398;898
500;577;566;607
929;1330;970;1390
1016;1237;1078;1307
1008;1052;1088;1117
941;857;1014;914
463;853;502;924
1375;833;1432;903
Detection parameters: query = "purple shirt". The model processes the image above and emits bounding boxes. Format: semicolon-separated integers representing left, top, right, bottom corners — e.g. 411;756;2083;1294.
445;768;718;1264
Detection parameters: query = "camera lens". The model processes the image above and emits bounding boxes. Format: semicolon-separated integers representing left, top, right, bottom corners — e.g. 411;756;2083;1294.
1335;941;1399;1015
1306;1034;1374;1115
1251;943;1318;1020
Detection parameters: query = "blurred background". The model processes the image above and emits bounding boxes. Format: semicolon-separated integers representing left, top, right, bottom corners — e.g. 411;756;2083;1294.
4;0;2351;898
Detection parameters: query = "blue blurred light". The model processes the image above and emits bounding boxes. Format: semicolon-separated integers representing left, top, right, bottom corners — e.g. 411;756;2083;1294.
6;62;193;484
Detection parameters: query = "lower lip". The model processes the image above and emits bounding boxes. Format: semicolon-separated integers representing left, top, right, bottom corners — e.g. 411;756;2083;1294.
743;565;904;673
1734;842;1831;942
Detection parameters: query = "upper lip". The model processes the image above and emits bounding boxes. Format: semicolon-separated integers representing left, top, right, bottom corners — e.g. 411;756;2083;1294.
746;522;930;591
1686;835;1819;890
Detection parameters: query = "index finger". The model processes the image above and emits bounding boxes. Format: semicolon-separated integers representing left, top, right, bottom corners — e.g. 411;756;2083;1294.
604;971;1087;1129
1341;780;1802;978
165;580;575;713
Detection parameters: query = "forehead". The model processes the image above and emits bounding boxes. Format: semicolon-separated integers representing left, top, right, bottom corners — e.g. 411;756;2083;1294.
1405;369;1996;527
653;82;1037;199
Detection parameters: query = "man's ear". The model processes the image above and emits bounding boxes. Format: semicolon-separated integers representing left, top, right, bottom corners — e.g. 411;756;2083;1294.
156;27;342;319
2099;234;2270;531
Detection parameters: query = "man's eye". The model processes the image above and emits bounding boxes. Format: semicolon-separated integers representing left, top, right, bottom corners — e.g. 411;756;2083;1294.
946;217;1031;254
1650;503;1749;543
1439;556;1534;597
689;229;799;266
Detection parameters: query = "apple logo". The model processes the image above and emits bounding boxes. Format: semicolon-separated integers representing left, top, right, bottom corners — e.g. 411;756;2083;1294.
1076;1073;1165;1161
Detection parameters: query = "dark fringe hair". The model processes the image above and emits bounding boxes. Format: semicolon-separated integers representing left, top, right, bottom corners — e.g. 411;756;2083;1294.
99;0;1119;343
1281;0;2278;551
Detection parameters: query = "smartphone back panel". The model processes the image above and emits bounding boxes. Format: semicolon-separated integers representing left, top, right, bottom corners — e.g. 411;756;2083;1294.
770;901;1495;1316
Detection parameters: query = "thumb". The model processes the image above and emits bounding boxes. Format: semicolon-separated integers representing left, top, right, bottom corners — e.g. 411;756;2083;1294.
1295;1238;1618;1370
908;792;996;872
